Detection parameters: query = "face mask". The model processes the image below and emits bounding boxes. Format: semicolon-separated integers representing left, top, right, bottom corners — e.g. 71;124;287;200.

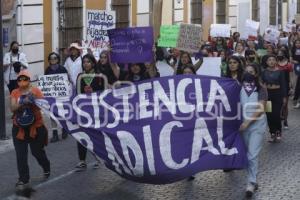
243;72;256;83
12;48;19;54
277;56;285;61
248;57;256;62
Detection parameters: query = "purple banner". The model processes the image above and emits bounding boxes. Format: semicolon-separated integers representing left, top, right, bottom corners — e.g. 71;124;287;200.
38;75;247;184
108;27;154;63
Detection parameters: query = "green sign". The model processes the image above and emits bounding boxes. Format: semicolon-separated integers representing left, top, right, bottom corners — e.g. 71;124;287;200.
158;25;180;47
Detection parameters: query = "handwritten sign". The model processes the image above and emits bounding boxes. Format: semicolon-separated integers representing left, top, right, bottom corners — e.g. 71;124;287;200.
264;26;280;44
38;74;71;98
177;23;202;53
244;19;259;38
210;24;231;38
158;25;180;47
85;10;116;50
196;57;221;77
108;27;154;63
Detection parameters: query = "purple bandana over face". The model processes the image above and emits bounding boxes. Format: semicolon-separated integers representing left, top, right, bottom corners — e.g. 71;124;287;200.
243;81;256;96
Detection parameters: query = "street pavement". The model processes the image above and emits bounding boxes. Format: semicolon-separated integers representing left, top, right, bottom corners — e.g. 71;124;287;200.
0;89;300;200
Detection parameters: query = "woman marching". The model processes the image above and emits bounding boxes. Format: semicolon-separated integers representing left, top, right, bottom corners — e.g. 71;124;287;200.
262;55;287;142
74;54;105;171
239;64;268;197
10;70;50;191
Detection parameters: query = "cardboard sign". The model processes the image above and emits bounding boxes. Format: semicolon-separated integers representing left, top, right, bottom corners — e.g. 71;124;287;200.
38;74;71;98
264;27;280;44
158;25;180;47
85;10;116;50
108;27;154;63
177;23;202;53
210;24;231;38
244;19;260;38
196;57;221;77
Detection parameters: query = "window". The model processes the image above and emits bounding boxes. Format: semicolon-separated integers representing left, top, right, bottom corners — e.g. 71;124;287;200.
216;0;226;24
269;0;277;25
173;0;184;24
137;0;153;26
111;0;130;28
190;0;202;24
252;0;260;21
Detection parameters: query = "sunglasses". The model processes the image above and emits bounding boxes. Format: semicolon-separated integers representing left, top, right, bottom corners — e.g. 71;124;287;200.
17;77;30;82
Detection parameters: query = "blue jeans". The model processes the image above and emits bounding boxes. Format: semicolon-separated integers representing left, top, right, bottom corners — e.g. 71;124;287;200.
243;128;265;184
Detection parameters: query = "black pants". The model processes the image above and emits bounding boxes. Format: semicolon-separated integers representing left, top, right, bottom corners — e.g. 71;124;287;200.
12;126;50;183
294;76;300;101
77;142;87;161
7;80;18;93
266;89;283;134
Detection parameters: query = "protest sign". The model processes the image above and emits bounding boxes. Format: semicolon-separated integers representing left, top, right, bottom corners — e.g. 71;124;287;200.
264;27;280;44
158;25;180;47
37;74;71;98
38;75;247;184
108;26;154;63
244;19;259;39
156;61;175;77
85;10;116;50
283;23;296;33
177;23;202;53
210;24;231;38
196;57;222;77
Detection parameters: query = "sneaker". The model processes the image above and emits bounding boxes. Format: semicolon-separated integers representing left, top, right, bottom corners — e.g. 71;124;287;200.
276;132;282;142
15;181;29;191
283;121;289;130
44;171;50;180
293;102;300;109
268;133;276;143
93;161;100;169
246;182;258;197
75;161;87;172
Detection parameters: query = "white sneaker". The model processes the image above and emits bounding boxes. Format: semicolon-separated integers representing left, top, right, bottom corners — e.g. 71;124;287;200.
293;103;300;109
246;182;258;197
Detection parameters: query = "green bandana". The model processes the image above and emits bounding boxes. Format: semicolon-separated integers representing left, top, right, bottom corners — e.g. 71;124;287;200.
83;69;95;86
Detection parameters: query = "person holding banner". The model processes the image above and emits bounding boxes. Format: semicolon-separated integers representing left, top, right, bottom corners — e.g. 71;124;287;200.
126;63;147;82
261;55;287;142
75;54;103;171
64;42;83;86
96;51;127;86
10;70;50;191
45;52;69;143
144;62;160;79
239;64;268;197
174;51;202;75
226;56;244;83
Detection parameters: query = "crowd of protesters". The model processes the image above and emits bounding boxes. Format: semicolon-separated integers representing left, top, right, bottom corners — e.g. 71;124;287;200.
4;22;300;198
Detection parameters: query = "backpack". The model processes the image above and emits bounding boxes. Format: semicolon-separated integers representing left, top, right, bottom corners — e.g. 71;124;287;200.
16;106;35;128
294;64;300;76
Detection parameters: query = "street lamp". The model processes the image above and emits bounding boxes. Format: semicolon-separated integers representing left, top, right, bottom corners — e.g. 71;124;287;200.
0;2;7;140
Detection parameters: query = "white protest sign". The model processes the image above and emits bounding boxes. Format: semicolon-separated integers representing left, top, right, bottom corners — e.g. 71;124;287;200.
244;19;260;38
264;27;280;44
176;23;202;53
196;57;221;77
85;10;116;50
210;24;231;38
279;37;289;45
283;23;296;33
38;74;71;98
157;61;175;77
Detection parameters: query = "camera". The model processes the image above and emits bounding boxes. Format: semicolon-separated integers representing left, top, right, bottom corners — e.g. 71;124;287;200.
13;62;22;73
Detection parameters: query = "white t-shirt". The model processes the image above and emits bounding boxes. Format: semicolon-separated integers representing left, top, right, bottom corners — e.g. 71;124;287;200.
64;56;82;86
3;52;29;84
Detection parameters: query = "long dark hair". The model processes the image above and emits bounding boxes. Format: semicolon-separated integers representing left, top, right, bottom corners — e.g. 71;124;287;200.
82;54;97;72
96;50;111;73
127;63;147;82
48;52;61;64
243;63;261;92
9;41;19;51
226;56;244;82
176;51;193;75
